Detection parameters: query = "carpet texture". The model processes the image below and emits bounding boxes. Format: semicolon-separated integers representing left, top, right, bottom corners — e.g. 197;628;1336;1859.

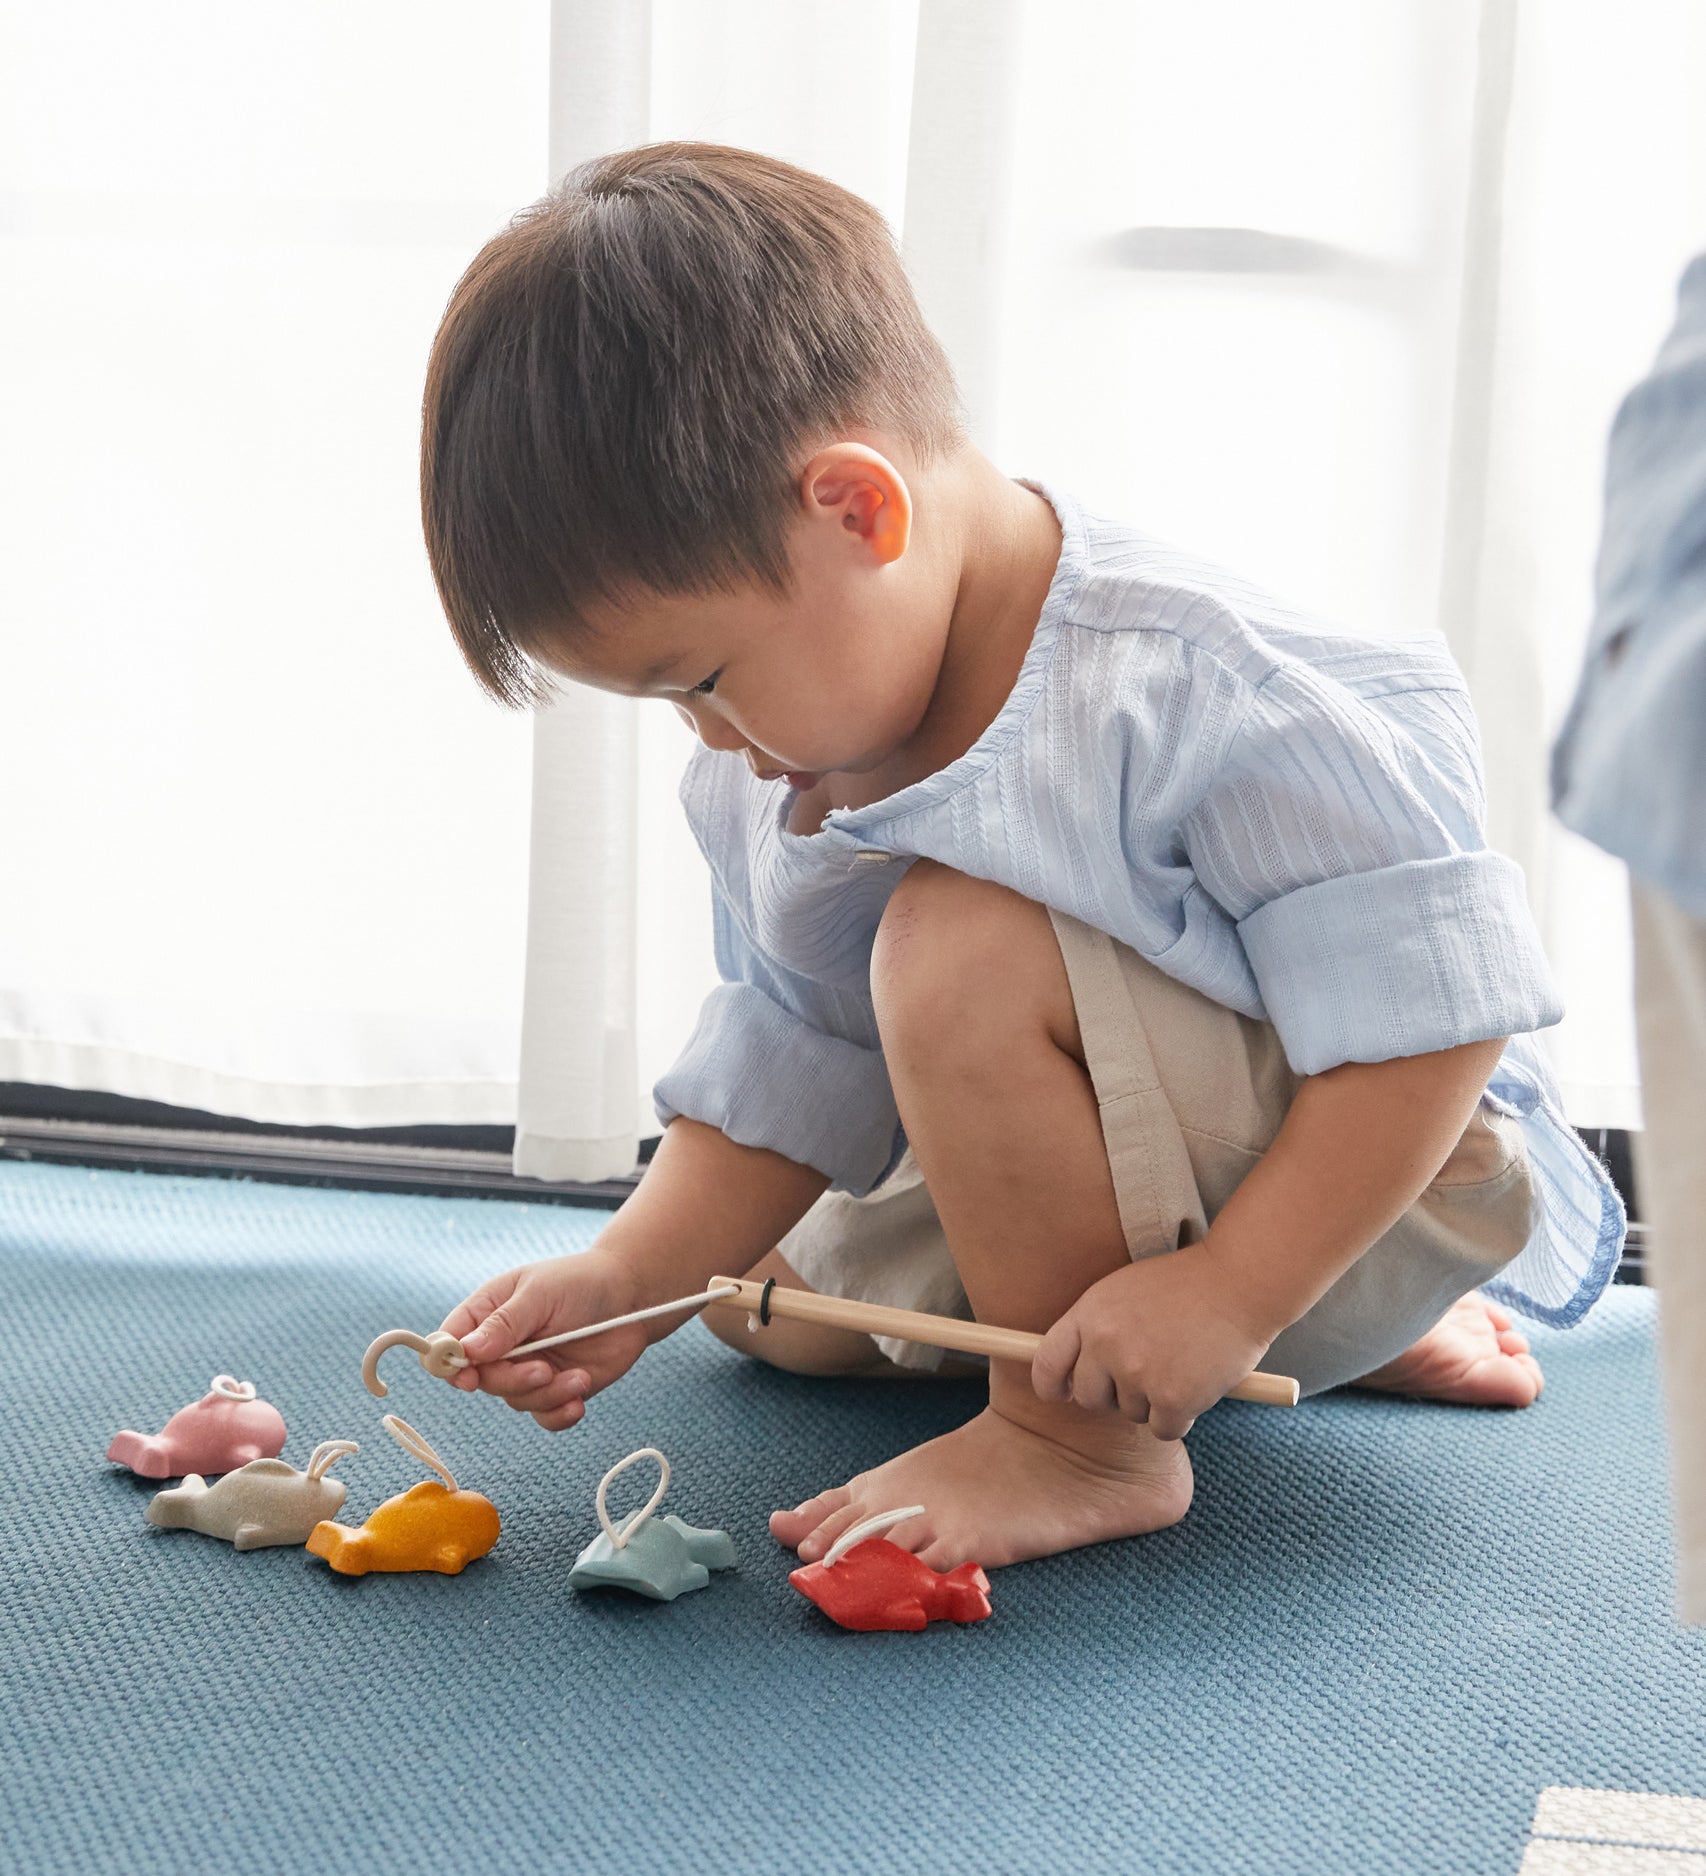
3;1159;1704;1875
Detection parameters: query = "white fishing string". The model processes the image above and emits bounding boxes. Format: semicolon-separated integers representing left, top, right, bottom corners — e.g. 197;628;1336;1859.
594;1447;671;1550
455;1282;744;1368
381;1413;458;1493
822;1505;927;1568
305;1439;360;1483
363;1283;746;1396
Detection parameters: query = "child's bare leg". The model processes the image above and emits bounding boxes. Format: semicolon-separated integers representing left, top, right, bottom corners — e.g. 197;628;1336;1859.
769;862;1193;1570
702;1247;919;1378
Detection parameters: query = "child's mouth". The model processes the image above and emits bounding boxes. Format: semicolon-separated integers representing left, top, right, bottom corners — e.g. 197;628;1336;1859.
783;770;819;791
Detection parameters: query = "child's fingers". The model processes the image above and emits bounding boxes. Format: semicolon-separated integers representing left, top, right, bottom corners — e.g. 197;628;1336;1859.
1031;1315;1082;1402
1146;1401;1194;1442
500;1369;590;1416
456;1297;537;1364
1113;1375;1153;1426
532;1397;587;1433
465;1357;556;1400
440;1274;517;1343
1067;1360;1119;1416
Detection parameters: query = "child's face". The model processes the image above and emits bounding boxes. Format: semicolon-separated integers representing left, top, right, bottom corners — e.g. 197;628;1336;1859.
535;444;953;791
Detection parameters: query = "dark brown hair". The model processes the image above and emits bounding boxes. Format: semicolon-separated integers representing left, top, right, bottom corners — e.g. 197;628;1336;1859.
420;142;962;706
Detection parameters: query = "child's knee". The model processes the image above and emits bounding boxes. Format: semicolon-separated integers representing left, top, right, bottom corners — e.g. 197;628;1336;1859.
872;863;1070;1053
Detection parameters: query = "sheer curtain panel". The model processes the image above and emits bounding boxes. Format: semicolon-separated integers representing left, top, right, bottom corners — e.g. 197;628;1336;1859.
5;2;1683;1151
1438;0;1706;1129
511;0;651;1183
0;3;548;1127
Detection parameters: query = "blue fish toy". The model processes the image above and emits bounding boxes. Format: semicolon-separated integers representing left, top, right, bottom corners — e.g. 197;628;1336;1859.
570;1447;737;1602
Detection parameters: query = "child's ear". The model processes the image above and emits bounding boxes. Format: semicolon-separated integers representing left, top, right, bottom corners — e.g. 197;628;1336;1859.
798;444;912;566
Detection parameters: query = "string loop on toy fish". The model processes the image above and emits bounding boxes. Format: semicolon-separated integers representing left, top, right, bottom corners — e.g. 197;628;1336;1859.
596;1447;670;1550
210;1375;257;1402
306;1439;360;1482
824;1505;927;1568
382;1414;457;1493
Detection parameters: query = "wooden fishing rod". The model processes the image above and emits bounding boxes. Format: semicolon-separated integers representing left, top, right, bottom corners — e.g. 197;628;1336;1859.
704;1275;1301;1408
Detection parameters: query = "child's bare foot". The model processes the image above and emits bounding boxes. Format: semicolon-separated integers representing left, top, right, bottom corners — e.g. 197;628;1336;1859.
769;1381;1193;1570
1352;1291;1544;1407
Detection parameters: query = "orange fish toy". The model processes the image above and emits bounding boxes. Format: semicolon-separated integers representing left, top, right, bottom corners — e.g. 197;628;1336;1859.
307;1414;498;1577
789;1505;992;1633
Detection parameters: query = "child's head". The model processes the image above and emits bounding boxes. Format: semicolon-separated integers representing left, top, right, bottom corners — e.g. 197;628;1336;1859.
422;142;966;785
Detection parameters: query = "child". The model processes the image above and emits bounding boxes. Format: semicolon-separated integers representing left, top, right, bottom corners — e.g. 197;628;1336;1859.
420;143;1624;1571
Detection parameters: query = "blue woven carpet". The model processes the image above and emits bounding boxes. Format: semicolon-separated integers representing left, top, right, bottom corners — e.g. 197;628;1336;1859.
3;1160;1704;1875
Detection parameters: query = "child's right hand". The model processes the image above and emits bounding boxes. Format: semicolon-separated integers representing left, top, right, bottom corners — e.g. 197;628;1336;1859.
439;1254;648;1431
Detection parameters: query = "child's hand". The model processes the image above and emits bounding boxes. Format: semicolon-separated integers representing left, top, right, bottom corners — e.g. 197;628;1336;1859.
1031;1244;1274;1441
440;1254;648;1431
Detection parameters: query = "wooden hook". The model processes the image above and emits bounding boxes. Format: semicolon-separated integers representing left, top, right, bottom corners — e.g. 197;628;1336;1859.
361;1328;466;1399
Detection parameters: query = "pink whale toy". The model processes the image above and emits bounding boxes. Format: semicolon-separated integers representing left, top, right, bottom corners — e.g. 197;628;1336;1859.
107;1375;288;1479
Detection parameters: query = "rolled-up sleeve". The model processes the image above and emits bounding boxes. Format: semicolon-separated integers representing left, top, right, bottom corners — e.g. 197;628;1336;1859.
1186;661;1563;1074
652;883;901;1195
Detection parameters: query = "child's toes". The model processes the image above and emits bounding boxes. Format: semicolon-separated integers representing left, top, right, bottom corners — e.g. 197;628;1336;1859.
770;1486;849;1548
793;1501;871;1563
915;1531;966;1572
1482;1349;1544;1407
1483;1297;1515;1332
1496;1325;1531;1357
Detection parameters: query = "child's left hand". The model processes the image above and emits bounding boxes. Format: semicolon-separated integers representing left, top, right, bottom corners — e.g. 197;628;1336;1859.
1030;1243;1276;1441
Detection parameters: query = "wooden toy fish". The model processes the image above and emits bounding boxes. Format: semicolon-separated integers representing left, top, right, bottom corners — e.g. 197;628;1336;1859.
569;1447;737;1602
789;1506;992;1632
146;1440;359;1550
307;1415;497;1577
108;1376;287;1479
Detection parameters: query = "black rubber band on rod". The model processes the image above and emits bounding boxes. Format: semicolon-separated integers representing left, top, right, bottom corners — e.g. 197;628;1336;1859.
758;1276;777;1327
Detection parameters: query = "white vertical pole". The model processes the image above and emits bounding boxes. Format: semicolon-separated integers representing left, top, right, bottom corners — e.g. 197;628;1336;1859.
1432;0;1547;894
1435;0;1520;693
513;0;652;1183
901;0;1023;453
547;0;652;179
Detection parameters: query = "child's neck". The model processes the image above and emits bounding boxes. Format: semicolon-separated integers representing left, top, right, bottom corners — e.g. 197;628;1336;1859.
792;462;1062;832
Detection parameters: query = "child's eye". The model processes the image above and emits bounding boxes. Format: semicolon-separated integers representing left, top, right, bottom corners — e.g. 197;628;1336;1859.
689;671;721;696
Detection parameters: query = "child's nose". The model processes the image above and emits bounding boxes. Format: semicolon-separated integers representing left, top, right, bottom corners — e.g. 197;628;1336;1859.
676;701;746;756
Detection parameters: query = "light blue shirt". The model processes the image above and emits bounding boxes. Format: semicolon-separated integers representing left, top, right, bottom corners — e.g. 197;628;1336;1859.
1553;252;1706;916
657;487;1624;1326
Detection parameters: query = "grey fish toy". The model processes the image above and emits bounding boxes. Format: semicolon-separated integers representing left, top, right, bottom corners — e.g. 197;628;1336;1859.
569;1446;736;1602
146;1439;359;1550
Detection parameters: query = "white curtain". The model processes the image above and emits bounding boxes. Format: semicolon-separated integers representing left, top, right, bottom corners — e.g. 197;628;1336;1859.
1438;0;1706;1129
5;1;1692;1149
510;0;651;1182
952;0;1705;1134
585;0;927;1177
0;2;547;1127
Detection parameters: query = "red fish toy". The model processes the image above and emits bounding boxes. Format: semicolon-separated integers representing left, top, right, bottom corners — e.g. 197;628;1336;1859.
789;1505;991;1633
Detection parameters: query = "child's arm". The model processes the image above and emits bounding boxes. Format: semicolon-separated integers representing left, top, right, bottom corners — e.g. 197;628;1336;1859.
1032;1035;1509;1439
442;1117;828;1429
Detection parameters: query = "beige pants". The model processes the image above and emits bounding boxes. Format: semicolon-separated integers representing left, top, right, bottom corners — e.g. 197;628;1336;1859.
1631;880;1706;1624
782;908;1539;1396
